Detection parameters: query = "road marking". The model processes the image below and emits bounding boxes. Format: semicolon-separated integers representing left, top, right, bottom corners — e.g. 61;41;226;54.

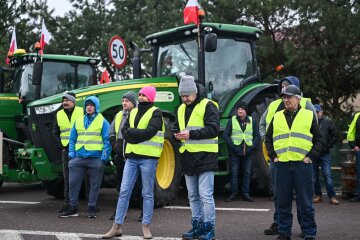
0;232;23;240
0;201;40;205
164;206;270;212
0;230;182;240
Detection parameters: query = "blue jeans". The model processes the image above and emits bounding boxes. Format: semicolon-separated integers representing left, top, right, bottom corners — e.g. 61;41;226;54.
356;151;360;195
229;155;252;195
185;171;216;224
275;161;316;238
114;158;158;225
68;157;104;207
312;153;336;198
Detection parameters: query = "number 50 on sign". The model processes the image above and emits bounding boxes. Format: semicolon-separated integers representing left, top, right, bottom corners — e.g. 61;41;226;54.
108;36;127;69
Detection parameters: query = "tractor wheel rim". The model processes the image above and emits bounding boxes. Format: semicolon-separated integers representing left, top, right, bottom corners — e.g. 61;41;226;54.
156;139;175;189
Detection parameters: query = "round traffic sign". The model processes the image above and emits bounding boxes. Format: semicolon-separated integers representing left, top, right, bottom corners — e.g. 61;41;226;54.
108;36;127;69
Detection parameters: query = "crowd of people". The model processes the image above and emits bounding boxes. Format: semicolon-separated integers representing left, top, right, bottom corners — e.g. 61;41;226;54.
51;74;360;240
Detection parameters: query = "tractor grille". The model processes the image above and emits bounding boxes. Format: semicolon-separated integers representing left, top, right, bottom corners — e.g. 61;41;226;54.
28;107;62;164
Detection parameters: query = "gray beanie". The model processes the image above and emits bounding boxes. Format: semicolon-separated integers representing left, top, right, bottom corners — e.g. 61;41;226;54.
122;91;137;106
178;75;198;96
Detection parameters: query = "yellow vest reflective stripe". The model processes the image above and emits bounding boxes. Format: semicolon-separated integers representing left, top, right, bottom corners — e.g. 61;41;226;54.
347;112;360;141
273;108;313;161
231;116;253;146
75;114;104;151
114;111;123;140
125;107;164;158
57;106;83;147
265;97;309;131
178;98;218;153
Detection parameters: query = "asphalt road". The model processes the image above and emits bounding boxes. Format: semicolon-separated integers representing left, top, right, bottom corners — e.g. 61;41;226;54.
0;182;359;240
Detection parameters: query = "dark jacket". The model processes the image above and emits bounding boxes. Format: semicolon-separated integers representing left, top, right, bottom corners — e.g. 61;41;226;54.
265;106;323;161
223;115;260;156
349;114;360;148
318;116;338;154
122;102;163;160
174;84;220;175
52;107;75;151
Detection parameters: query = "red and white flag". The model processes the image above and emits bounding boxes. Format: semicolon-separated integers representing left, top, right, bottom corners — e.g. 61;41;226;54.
183;0;199;25
5;26;17;65
39;19;53;55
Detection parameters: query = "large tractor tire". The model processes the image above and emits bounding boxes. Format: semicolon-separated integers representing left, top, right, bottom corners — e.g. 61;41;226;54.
131;118;182;208
43;178;65;199
247;93;278;196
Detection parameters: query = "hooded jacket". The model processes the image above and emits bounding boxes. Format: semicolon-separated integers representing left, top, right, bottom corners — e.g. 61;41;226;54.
174;84;219;175
68;96;111;162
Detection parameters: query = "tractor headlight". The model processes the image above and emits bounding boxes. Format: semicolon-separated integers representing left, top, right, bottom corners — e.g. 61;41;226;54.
34;103;62;114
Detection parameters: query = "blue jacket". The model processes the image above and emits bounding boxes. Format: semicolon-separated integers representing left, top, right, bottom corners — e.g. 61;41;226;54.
68;96;111;163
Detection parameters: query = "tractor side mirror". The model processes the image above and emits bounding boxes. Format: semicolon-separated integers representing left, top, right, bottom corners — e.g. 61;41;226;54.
204;33;217;52
32;61;43;85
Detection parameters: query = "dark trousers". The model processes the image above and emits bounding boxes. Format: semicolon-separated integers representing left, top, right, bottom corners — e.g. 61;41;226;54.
62;149;70;204
230;154;252;195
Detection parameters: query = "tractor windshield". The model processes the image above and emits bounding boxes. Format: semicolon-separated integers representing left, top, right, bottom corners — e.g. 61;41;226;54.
12;62;95;100
157;38;256;102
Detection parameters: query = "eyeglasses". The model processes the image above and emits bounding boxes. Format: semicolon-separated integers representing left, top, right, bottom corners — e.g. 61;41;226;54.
282;95;295;99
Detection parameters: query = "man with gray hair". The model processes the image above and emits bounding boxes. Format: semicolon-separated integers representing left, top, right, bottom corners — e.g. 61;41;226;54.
265;85;322;240
52;92;83;214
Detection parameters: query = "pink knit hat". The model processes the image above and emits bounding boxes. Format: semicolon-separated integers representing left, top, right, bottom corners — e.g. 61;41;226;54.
139;86;156;102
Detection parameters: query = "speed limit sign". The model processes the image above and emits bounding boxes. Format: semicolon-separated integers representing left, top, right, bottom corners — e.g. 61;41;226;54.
108;36;127;69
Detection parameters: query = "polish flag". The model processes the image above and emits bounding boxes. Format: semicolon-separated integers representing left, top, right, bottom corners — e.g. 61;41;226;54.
5;26;17;65
183;0;199;25
39;19;53;55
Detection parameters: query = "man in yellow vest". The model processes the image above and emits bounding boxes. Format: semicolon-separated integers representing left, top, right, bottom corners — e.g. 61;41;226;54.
347;111;360;202
108;91;137;220
52;92;83;214
174;75;219;240
59;96;111;218
265;85;322;240
102;86;163;239
223;101;259;202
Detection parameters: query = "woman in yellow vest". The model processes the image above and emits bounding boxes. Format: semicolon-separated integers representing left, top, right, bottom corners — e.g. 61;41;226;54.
223;101;259;203
265;85;322;240
59;96;111;219
103;86;164;239
347;112;360;202
52;92;83;214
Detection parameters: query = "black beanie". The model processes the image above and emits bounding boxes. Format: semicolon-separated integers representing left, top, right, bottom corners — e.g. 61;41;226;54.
237;101;248;113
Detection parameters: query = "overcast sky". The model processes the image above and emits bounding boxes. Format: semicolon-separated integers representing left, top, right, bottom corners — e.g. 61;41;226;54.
46;0;73;16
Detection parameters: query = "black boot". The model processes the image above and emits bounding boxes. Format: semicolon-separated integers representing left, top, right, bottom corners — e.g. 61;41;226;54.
264;222;278;235
242;193;254;202
225;194;237;202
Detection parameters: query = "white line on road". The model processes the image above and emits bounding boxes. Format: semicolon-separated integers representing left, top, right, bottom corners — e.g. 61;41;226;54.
164;206;270;212
0;232;23;240
0;230;182;240
0;201;40;205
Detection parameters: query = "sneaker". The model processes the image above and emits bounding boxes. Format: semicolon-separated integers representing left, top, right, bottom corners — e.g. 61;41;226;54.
329;197;340;205
313;195;322;203
225;194;237;202
88;206;96;218
264;222;278;235
349;196;360;202
57;204;70;213
277;234;291;240
242;194;254;202
59;206;78;218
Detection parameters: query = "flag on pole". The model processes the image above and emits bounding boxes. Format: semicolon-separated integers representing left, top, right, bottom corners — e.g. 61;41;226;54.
183;0;199;25
39;19;53;55
5;26;17;65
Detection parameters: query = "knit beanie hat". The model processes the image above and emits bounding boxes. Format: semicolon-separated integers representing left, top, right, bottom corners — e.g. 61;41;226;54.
178;75;198;96
122;91;137;106
62;92;76;103
237;101;248;113
139;86;156;102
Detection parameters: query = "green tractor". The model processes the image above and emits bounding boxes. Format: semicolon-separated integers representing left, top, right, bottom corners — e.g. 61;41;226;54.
0;50;100;188
24;22;280;206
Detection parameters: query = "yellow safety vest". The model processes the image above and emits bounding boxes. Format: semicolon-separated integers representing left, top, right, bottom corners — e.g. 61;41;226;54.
347;112;360;141
266;97;309;131
125;107;164;158
273;108;313;161
57;106;83;147
231;116;253;146
75;114;104;151
114;111;123;140
178;98;218;153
